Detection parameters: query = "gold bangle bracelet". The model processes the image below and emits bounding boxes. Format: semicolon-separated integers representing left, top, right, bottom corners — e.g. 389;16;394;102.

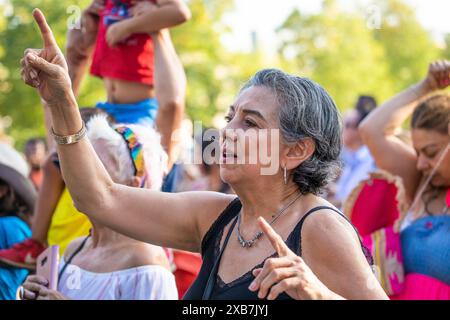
51;121;87;145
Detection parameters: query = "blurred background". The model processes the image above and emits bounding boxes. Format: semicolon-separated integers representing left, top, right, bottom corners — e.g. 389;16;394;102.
0;0;449;149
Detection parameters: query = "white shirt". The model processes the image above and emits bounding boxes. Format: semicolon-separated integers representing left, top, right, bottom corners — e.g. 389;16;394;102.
336;146;376;204
58;257;178;300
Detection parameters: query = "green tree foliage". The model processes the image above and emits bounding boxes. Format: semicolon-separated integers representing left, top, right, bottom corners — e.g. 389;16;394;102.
370;0;441;92
171;0;236;125
276;0;445;111
0;0;447;150
0;0;237;148
0;0;100;150
277;1;393;111
442;33;450;61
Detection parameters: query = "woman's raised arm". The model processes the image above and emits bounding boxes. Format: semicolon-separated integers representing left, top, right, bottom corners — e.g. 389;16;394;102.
359;60;450;202
21;9;233;252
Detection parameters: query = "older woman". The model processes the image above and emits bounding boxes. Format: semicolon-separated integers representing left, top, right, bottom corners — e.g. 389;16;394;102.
359;60;450;299
20;9;387;300
20;116;177;300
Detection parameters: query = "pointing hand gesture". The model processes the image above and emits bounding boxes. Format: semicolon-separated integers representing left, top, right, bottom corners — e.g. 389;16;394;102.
248;217;338;300
21;9;72;107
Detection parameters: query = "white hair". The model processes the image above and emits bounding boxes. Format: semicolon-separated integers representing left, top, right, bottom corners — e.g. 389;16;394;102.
86;115;167;190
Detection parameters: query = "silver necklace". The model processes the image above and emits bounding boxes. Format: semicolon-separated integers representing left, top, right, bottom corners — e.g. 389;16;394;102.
237;193;302;248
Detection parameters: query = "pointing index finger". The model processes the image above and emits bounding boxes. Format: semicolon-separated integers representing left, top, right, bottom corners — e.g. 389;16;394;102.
33;8;57;49
258;217;290;256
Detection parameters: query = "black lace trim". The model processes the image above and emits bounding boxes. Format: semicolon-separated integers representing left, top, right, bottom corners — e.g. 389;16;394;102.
200;197;241;257
211;205;374;292
213;221;301;291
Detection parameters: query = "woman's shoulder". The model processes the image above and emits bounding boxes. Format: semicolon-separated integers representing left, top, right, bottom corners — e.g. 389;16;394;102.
299;201;365;263
127;243;171;270
63;236;88;261
174;191;238;253
198;195;240;254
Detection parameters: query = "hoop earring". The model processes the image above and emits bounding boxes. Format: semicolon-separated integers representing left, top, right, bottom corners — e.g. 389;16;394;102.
283;166;288;185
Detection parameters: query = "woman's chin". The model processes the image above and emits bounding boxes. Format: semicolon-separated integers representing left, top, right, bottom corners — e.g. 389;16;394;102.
219;165;240;184
430;176;448;189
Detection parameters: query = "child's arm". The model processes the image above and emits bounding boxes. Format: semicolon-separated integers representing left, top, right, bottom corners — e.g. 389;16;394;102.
130;0;191;31
106;0;191;47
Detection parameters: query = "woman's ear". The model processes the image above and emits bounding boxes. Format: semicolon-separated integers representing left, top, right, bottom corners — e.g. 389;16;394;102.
283;137;315;170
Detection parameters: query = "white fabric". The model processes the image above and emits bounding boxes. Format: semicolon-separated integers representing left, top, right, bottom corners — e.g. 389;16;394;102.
335;145;376;203
400;211;415;231
0;143;29;177
58;257;178;300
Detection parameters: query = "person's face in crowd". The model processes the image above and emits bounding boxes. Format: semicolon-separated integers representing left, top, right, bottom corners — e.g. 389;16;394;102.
342;110;362;151
25;141;46;169
412;128;450;188
219;85;313;187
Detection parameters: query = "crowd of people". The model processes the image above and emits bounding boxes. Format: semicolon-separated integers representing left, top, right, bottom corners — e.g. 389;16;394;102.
0;0;448;300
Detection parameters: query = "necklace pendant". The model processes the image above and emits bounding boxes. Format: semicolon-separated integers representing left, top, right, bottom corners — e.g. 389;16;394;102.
238;235;253;248
237;235;247;248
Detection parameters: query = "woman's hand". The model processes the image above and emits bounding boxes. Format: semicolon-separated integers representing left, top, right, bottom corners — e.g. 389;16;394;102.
248;217;342;300
21;275;68;300
36;287;69;300
21;9;72;108
21;275;48;300
421;60;450;92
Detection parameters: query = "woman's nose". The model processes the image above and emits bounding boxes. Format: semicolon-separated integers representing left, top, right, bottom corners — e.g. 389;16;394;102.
221;125;238;143
416;154;431;172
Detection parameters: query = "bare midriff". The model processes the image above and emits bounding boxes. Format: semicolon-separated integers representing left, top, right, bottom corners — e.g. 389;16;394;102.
104;77;155;104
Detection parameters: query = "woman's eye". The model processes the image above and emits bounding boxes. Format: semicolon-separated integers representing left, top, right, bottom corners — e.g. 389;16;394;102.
244;119;257;127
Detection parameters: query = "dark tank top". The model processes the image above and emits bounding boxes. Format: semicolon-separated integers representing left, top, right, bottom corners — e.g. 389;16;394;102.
183;198;373;300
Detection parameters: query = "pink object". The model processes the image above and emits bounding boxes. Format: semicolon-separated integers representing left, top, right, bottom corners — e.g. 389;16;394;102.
363;226;404;296
344;171;405;237
446;188;450;207
36;245;59;291
391;273;450;300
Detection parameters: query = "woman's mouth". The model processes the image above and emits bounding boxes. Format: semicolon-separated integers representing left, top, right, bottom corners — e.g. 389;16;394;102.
222;151;237;159
221;147;238;163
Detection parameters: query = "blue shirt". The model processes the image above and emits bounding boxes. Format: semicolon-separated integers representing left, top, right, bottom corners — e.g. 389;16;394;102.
0;216;31;300
401;215;450;284
335;146;376;203
96;98;159;127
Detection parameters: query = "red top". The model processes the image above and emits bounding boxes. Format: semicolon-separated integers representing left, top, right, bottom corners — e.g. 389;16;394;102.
90;0;154;85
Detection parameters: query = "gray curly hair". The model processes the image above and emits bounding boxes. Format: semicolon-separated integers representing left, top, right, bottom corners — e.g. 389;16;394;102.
241;69;342;195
